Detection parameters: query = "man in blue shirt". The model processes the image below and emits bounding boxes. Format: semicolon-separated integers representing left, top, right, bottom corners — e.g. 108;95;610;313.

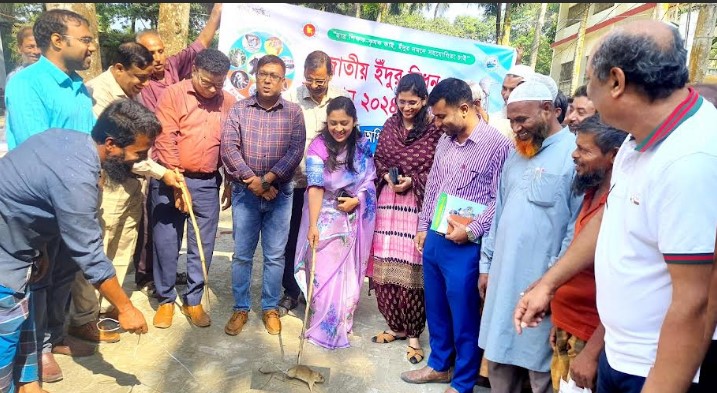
0;99;150;393
3;8;99;384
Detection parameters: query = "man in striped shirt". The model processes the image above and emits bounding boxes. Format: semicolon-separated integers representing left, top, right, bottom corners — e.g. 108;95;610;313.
400;78;511;393
220;55;306;337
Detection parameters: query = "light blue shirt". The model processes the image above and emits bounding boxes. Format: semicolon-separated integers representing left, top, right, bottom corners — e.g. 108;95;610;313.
4;56;95;150
478;128;583;372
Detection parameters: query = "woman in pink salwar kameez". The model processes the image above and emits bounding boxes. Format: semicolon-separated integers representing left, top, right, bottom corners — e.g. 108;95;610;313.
294;96;377;349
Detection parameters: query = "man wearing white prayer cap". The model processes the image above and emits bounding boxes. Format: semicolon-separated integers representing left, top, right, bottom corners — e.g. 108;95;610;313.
477;79;582;393
489;64;536;140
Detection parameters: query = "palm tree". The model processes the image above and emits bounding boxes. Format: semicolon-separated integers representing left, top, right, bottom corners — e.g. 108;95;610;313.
433;3;450;19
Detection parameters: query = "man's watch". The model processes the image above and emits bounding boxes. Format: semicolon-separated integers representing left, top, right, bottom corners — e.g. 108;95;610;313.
465;226;478;243
260;175;270;191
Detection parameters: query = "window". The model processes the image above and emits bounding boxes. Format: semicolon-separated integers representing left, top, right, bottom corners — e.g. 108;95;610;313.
559;61;574;94
593;3;614;15
566;4;589;27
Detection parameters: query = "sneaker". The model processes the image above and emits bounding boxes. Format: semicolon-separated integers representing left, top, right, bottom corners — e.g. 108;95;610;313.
262;309;281;335
137;280;157;298
175;272;188;285
277;295;298;317
68;321;120;343
225;310;249;336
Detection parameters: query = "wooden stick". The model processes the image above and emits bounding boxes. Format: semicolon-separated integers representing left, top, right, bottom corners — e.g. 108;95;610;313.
297;245;317;365
174;169;210;312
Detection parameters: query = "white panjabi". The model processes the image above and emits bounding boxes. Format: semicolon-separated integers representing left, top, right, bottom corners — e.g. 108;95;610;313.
506;80;553;105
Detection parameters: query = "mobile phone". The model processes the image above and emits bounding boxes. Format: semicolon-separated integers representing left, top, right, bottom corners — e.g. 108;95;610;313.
337;189;351;200
389;167;400;184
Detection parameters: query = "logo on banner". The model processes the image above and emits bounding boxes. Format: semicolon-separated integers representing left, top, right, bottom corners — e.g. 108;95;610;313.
303;23;316;37
225;31;296;100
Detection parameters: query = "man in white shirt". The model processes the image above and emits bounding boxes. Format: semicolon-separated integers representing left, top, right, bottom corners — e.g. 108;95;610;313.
515;20;717;393
488;64;534;140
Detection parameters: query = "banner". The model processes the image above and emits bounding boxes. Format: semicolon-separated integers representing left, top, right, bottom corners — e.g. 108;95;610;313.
218;3;516;152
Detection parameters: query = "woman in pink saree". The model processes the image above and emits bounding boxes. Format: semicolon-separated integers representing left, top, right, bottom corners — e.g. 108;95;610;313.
294;96;377;349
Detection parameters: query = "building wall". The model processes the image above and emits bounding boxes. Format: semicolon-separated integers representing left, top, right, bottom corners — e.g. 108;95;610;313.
550;3;658;94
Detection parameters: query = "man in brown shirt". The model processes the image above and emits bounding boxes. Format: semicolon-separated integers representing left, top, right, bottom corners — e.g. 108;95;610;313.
150;49;235;329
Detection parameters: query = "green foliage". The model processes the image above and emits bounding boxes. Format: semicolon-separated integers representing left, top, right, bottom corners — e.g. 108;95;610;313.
2;3;43;74
508;3;559;75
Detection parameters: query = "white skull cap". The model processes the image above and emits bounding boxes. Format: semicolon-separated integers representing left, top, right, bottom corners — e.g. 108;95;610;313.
506;64;535;80
506;80;553;105
530;73;559;101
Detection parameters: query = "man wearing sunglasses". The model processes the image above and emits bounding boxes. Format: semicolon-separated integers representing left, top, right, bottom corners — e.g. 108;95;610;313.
279;50;351;316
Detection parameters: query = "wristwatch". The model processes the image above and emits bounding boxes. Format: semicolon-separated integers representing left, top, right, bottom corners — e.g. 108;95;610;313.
465;226;478;243
260;175;270;191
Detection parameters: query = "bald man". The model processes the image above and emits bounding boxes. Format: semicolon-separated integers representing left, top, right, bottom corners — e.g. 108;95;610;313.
515;20;717;393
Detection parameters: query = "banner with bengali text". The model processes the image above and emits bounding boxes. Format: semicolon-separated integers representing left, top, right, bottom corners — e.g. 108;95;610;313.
218;3;516;152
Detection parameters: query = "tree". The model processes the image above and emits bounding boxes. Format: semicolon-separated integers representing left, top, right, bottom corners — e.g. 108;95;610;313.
529;3;548;69
158;3;190;57
688;3;717;83
570;3;590;94
500;3;513;45
45;3;103;80
433;3;450;20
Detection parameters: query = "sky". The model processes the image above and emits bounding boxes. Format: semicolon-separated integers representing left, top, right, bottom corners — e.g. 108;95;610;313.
422;3;486;23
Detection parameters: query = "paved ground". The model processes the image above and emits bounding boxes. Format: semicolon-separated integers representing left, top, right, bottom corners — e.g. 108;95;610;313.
43;202;491;393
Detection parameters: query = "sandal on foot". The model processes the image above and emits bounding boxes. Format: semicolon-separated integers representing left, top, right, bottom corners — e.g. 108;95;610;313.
371;330;407;343
406;345;425;364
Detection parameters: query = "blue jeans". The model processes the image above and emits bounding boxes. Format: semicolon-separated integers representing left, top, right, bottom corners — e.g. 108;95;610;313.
230;181;293;312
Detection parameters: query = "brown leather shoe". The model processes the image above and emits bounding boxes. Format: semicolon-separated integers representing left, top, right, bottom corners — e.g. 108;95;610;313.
153;303;175;329
262;309;281;335
41;352;63;383
400;365;452;384
68;321;120;343
181;304;211;327
51;337;96;357
225;310;248;336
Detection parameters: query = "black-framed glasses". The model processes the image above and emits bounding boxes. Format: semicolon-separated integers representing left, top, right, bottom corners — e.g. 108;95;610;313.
197;77;224;90
397;99;420;107
257;71;284;82
61;34;96;45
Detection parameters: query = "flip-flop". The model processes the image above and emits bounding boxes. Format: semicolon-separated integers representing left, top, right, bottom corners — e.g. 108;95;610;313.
371;330;407;343
406;345;425;364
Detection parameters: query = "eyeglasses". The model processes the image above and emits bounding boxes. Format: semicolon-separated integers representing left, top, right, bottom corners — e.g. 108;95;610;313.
61;34;96;46
397;99;421;107
303;78;327;87
256;72;284;82
197;76;224;90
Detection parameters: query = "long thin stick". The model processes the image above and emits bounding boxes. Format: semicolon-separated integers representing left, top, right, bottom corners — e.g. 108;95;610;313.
297;245;317;365
174;169;210;312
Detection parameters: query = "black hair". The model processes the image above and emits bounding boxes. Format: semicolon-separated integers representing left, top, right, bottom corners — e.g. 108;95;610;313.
573;114;628;154
554;90;569;124
590;25;689;101
320;96;360;174
256;54;286;76
395;73;430;142
33;9;89;51
573;85;588;98
194;48;231;75
113;42;153;69
92;99;161;147
16;26;34;47
427;77;473;107
304;50;332;75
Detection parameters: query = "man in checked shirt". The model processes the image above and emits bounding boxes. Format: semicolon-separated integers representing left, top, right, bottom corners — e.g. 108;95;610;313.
220;55;306;337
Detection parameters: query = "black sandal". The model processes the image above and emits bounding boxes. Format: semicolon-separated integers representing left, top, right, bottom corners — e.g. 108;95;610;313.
371;330;407;343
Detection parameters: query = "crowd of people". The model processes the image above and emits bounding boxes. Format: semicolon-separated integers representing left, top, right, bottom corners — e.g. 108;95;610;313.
0;6;715;393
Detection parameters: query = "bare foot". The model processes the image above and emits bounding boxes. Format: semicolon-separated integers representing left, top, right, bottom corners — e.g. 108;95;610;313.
408;337;421;349
386;329;407;339
18;381;47;393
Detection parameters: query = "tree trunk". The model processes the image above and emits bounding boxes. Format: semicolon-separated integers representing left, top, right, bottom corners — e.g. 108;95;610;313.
529;3;548;68
376;3;388;23
158;3;190;57
688;3;717;83
0;3;14;87
355;3;361;18
495;3;502;44
500;3;513;46
570;3;590;94
45;3;103;81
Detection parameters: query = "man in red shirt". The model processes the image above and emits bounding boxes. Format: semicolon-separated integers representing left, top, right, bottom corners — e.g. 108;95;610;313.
150;49;235;329
549;114;626;390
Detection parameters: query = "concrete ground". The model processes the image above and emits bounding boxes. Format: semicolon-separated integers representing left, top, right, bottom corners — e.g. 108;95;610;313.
44;204;491;393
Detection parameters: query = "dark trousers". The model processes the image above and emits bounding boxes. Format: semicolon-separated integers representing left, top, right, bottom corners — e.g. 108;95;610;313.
150;174;221;306
699;340;717;392
133;184;153;286
598;350;700;393
280;187;305;300
423;230;482;393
